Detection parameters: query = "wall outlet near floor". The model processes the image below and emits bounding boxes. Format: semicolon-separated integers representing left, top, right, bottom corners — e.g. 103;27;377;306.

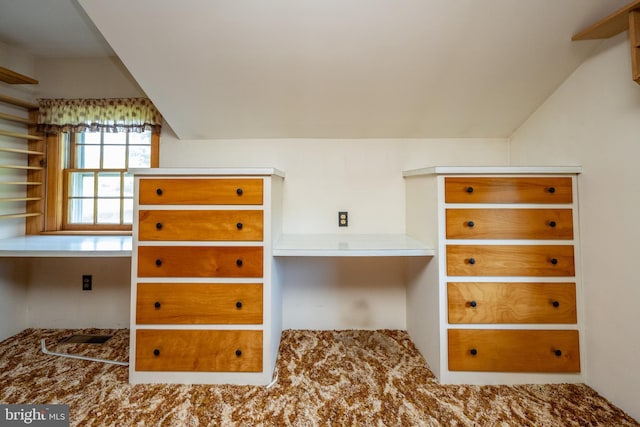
338;211;348;227
82;275;92;291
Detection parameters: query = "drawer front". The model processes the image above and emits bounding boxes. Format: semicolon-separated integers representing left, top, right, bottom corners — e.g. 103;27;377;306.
139;178;263;205
446;209;573;240
447;282;577;324
448;329;580;372
139;210;264;241
445;177;573;204
136;329;263;372
137;246;263;278
446;245;575;277
136;283;263;324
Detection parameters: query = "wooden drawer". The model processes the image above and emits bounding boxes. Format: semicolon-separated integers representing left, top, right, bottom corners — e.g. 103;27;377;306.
136;329;263;372
139;178;263;205
137;246;263;278
448;329;580;372
136;283;263;324
446;209;573;240
138;210;264;241
446;245;575;277
447;282;577;324
445;177;572;204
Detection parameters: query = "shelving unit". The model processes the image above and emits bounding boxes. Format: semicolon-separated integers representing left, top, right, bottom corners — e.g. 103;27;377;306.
0;68;44;229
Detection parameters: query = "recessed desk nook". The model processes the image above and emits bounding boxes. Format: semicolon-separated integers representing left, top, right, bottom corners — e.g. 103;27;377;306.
127;167;434;385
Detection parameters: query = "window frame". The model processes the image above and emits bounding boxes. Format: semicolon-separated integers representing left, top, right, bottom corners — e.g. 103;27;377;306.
35;130;159;234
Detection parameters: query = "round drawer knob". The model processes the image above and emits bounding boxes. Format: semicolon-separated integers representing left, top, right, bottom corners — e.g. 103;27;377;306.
549;221;557;228
470;348;478;356
236;222;243;230
548;187;556;194
468;258;476;265
153;349;160;356
466;186;474;193
467;221;475;228
156;222;163;230
236;188;243;196
154;301;161;309
236;259;243;267
155;259;162;267
469;300;477;308
554;349;562;357
236;301;243;309
156;188;163;196
552;300;560;308
550;258;558;265
235;349;242;357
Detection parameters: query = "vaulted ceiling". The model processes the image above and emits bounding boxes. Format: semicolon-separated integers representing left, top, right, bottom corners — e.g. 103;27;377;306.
0;0;631;139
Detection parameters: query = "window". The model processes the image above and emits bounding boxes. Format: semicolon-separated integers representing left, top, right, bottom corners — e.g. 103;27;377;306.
38;130;159;234
33;97;162;234
62;130;157;231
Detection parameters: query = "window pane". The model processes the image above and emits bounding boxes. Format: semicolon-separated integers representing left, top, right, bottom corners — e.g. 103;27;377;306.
123;174;134;197
63;129;154;229
104;132;126;145
69;198;94;224
128;145;151;168
97;198;121;224
78;132;101;145
97;173;121;197
123;198;133;223
103;145;126;169
129;131;152;145
69;172;94;197
76;145;101;169
62;133;70;168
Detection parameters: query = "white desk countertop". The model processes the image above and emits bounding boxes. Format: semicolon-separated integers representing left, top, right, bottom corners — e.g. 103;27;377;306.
0;234;433;258
273;234;434;257
0;235;132;257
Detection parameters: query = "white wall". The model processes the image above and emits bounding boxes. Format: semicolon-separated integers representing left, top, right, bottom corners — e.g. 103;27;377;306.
0;259;28;341
26;258;131;329
34;57;145;98
510;34;640;421
161;137;508;329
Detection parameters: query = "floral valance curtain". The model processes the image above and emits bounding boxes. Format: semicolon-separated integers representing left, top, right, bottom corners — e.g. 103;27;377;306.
37;98;162;134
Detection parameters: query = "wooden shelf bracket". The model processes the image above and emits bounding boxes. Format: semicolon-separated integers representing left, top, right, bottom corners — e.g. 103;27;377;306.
572;0;640;84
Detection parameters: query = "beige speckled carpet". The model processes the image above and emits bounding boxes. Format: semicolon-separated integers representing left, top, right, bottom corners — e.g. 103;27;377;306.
0;328;638;426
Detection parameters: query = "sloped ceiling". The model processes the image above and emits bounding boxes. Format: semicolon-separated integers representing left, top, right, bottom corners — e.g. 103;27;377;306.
77;0;627;140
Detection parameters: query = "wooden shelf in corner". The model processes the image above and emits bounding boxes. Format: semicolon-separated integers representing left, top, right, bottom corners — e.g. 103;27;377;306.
0;66;38;85
572;0;640;40
572;0;640;84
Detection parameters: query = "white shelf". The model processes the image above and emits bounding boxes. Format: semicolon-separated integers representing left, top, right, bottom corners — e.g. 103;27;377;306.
403;166;583;177
273;234;434;257
128;167;285;178
0;235;132;257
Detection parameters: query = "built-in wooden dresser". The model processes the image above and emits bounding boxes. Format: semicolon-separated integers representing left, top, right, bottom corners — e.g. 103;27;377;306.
129;168;284;385
404;166;583;385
